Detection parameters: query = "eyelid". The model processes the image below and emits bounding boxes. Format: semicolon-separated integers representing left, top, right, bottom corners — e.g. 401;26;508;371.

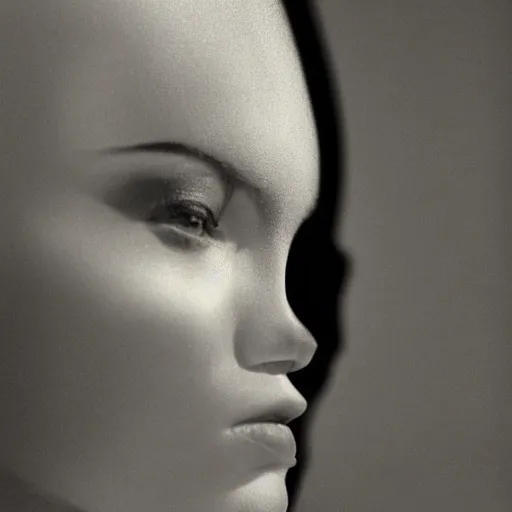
98;142;255;214
100;165;231;222
159;177;231;223
153;198;219;229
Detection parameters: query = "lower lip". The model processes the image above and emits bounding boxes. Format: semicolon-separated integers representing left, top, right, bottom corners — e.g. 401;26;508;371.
228;422;297;468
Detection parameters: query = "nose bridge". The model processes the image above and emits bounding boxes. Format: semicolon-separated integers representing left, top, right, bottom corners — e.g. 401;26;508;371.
255;245;294;325
234;250;317;374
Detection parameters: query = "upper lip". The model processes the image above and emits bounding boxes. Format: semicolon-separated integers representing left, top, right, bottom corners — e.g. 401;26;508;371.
236;396;307;426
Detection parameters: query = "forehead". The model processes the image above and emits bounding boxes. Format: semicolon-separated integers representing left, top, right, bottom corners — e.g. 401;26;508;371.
18;0;319;220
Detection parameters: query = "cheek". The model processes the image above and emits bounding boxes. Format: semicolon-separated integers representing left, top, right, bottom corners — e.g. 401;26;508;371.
3;194;238;488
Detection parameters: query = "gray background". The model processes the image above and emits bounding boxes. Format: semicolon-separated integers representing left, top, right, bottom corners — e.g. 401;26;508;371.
295;1;511;511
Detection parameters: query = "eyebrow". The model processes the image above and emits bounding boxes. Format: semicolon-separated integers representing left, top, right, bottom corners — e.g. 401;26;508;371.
102;140;317;223
104;141;247;189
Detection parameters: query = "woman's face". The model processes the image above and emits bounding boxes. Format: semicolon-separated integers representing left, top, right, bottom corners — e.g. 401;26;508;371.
0;1;319;511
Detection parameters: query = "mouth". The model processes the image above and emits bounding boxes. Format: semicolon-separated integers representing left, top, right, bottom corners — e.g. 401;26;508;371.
228;396;307;469
228;422;297;468
238;396;308;427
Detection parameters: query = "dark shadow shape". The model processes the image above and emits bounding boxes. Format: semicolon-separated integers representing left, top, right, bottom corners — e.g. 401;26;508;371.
282;1;352;509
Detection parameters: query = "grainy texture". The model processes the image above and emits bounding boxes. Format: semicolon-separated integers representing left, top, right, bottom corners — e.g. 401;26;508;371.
294;1;512;511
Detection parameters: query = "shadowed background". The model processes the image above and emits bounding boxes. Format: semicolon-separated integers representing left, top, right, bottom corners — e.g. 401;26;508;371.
289;0;512;511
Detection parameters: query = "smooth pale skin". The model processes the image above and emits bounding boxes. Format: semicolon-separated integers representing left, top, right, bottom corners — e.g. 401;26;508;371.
0;1;319;511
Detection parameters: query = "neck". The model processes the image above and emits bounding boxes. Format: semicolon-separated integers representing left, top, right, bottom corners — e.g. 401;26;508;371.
0;470;85;512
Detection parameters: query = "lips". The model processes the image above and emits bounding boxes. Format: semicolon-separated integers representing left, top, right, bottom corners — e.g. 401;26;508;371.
239;396;307;426
229;395;307;469
229;421;297;468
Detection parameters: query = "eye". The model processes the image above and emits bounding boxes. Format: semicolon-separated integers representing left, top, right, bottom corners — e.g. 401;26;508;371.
148;198;219;239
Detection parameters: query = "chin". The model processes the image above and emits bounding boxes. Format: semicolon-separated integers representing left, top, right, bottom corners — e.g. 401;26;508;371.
221;469;290;512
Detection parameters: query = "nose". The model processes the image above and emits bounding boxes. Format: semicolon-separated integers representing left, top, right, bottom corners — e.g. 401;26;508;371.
234;276;318;375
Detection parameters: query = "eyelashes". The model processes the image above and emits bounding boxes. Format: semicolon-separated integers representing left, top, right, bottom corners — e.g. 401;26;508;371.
148;197;220;241
102;173;228;249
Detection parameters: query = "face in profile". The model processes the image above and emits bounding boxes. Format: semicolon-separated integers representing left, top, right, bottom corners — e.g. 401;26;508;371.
0;1;319;511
